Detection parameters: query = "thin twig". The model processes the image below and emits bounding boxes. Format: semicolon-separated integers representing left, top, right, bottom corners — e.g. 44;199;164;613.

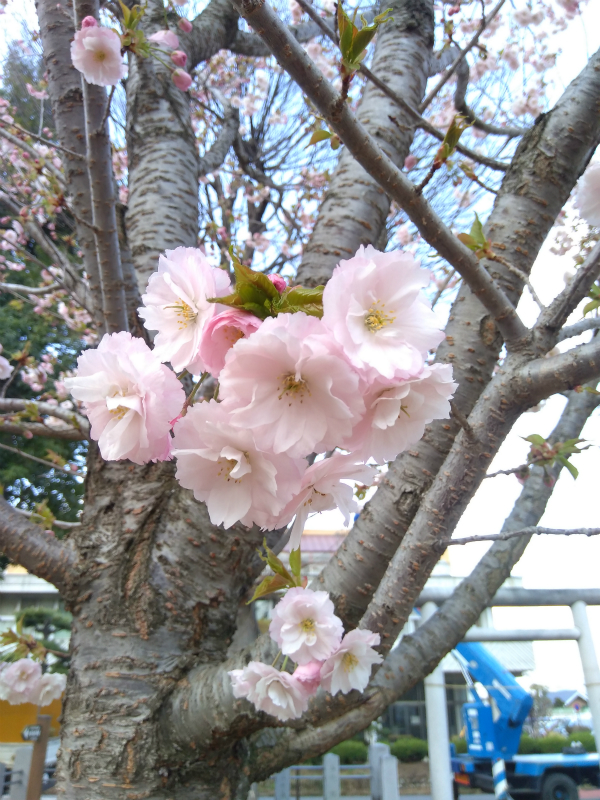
0;281;60;296
450;400;479;442
444;526;600;547
0;441;82;476
420;0;508;112
488;252;545;310
97;85;116;136
0;119;85;160
557;316;600;343
14;507;82;530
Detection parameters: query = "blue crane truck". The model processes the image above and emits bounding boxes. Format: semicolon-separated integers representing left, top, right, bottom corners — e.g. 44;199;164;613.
450;642;600;800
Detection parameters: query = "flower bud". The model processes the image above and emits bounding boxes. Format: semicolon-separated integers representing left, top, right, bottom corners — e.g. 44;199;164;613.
178;18;193;33
404;154;418;171
81;15;98;28
172;69;192;91
170;50;188;68
267;273;286;293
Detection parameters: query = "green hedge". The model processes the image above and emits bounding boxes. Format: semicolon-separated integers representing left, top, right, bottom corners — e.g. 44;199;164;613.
390;736;429;762
330;740;368;764
519;733;596;754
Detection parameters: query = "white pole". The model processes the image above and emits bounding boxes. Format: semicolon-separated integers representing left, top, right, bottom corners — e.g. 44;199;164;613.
571;601;600;754
422;602;454;800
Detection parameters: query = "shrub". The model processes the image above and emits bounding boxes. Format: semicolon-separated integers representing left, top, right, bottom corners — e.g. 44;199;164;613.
518;734;540;754
390;736;429;762
519;734;571;754
568;732;596;752
451;735;468;754
330;740;368;764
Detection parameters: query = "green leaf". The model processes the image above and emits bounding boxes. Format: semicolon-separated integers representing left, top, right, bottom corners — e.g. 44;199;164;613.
247;573;290;604
282;285;324;306
556;455;579;479
258;538;294;582
457;233;477;249
469;213;487;249
337;2;392;71
582;299;600;316
524;434;547;446
307;129;333;147
289;547;302;579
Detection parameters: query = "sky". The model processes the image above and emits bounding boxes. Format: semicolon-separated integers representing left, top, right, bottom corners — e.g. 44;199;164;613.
1;0;600;692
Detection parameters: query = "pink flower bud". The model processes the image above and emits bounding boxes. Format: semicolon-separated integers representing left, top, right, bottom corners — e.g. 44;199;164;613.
170;50;188;68
172;69;192;91
178;18;193;32
404;154;418;171
267;273;287;293
81;15;98;28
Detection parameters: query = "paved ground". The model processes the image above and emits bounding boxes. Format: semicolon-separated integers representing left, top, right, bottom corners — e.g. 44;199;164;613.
42;793;600;800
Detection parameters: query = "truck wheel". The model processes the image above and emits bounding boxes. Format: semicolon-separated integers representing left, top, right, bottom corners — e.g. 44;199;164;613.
541;773;578;800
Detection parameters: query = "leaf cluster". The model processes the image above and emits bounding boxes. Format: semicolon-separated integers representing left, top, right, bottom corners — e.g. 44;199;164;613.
457;213;493;260
524;434;587;482
210;252;324;319
337;4;392;74
248;540;305;603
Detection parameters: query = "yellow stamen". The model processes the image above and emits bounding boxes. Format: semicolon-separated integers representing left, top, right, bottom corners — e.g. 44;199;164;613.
165;299;198;329
278;373;310;403
109;405;128;420
364;300;396;332
342;651;359;672
301;618;316;633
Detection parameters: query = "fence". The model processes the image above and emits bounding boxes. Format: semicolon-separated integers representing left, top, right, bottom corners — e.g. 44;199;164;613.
267;744;400;800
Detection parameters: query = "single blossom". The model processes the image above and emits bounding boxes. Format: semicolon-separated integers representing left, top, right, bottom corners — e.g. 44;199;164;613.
148;30;179;49
342;363;457;464
178;18;193;33
219;313;365;458
170;50;188;68
0;343;13;380
198;308;262;378
269;587;343;665
322;245;445;381
65;331;185;464
71;25;126;87
35;672;67;706
138;247;231;373
320;629;382;695
81;15;97;28
172;68;192;91
575;162;600;227
229;662;309;721
0;659;42;704
293;661;322;697
172;400;303;529
278;454;376;549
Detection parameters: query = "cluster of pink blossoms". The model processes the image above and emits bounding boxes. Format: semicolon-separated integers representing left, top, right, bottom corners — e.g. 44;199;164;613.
71;16;193;92
229;587;382;721
0;659;66;706
66;244;456;548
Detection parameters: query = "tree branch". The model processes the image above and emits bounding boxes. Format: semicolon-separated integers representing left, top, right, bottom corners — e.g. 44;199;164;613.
445;526;600;547
0;398;90;434
419;0;508;112
557;316;600;342
0;419;87;441
230;0;528;347
13;507;81;530
0;126;67;189
0;497;79;595
0;442;82;476
198;99;239;177
0;281;61;296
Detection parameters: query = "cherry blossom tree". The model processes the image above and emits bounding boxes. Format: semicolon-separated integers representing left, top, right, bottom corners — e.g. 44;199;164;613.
1;0;600;797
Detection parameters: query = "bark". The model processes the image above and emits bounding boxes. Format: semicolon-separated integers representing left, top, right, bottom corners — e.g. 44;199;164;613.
36;0;102;323
248;385;600;777
296;0;435;288
316;45;600;628
126;1;201;293
0;498;78;594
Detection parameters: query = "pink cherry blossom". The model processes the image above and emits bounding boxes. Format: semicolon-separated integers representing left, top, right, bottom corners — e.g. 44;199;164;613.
229;662;308;721
0;344;13;380
269;587;343;665
293;661;322;697
220;313;365;458
342;364;457;464
320;629;382;695
172;69;192;91
138;247;231;373
71;26;126;87
268;273;287;293
198;308;262;378
575;162;600;227
404;154;418;170
148;30;179;49
278;454;376;549
64;331;185;464
178;19;193;33
322;245;445;381
81;16;97;28
35;672;67;706
172;400;303;529
0;659;42;704
170;50;188;68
